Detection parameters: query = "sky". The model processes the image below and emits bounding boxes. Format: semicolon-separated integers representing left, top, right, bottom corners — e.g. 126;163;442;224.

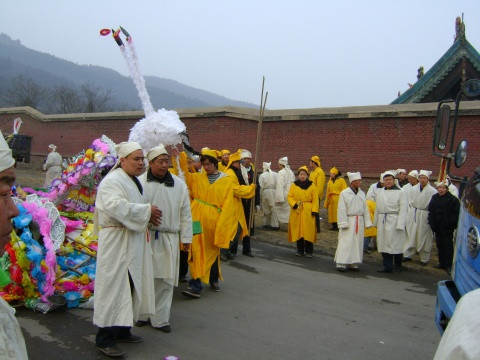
1;0;479;110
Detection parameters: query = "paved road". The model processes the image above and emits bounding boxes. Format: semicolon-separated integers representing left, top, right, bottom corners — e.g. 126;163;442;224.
17;239;444;360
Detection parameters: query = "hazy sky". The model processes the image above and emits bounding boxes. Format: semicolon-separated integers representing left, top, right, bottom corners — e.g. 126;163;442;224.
1;0;479;109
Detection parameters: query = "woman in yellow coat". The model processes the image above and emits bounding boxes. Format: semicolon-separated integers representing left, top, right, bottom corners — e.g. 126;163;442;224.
287;166;319;257
324;167;347;231
176;150;237;298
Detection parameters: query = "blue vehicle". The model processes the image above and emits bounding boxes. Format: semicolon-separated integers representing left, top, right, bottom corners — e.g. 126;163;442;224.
433;79;480;333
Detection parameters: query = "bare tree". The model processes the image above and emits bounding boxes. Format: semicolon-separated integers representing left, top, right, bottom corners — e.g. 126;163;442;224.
47;85;83;114
2;75;46;108
80;82;114;112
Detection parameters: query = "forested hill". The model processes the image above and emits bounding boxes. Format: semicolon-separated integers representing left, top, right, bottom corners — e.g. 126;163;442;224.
0;33;256;113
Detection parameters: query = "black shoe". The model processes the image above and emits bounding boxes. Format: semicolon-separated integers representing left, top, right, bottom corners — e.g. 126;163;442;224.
296;252;304;257
179;276;188;283
210;282;220;292
270;227;280;231
305;253;312;258
243;252;255;257
349;266;359;272
402;257;412;262
262;225;271;229
155;324;171;333
134;319;150;327
117;334;143;343
377;268;393;273
96;346;125;358
182;288;201;298
336;266;347;272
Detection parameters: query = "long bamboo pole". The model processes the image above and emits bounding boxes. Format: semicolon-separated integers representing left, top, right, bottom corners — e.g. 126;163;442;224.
249;77;268;234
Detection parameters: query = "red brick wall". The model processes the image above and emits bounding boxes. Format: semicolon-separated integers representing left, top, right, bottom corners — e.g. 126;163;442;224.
1;106;479;180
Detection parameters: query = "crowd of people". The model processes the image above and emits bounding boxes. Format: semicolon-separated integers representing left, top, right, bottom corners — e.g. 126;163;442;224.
1;137;463;358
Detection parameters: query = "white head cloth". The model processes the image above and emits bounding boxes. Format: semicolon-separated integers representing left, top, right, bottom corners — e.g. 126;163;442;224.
396;168;406;174
408;170;419;179
435;180;448;188
112;141;142;170
241;149;252;159
379;172;385;183
49;144;57;151
383;170;397;179
347;172;362;182
419;170;432;178
0;131;15;173
278;156;291;170
263;162;271;172
146;144;168;162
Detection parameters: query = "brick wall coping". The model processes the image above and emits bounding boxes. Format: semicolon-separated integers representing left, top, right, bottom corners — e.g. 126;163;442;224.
2;100;480;122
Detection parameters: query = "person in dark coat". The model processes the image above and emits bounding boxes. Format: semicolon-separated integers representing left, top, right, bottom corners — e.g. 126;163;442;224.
428;181;460;274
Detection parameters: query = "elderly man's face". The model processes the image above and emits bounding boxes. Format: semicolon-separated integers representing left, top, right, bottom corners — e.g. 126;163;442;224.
0;168;19;255
120;149;145;177
150;154;169;178
243;157;252;167
222;153;230;163
408;175;418;185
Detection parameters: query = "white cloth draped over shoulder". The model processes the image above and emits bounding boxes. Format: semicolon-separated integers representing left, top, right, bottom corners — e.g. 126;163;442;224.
434;288;480;360
335;187;372;265
0;297;28;360
374;187;408;254
275;167;295;224
139;172;193;287
93;168;154;328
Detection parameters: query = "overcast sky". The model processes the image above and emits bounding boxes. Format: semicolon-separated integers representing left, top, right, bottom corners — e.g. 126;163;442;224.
1;0;479;110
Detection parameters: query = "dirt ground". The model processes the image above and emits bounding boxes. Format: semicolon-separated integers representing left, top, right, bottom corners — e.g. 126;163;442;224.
12;161;445;276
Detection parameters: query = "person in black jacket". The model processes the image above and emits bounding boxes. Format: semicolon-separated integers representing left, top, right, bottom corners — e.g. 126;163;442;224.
428;182;460;274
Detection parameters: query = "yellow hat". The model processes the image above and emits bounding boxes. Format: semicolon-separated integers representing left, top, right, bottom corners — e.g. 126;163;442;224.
201;149;218;159
221;149;230;155
298;165;309;174
310;155;320;165
215;150;222;158
226;151;242;168
330;167;339;175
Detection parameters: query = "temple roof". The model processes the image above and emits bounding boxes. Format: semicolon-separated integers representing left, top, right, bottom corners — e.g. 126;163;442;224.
392;18;480;104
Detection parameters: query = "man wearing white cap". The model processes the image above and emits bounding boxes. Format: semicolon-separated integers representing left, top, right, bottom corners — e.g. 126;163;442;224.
136;145;192;333
335;172;372;272
239;149;257;256
258;162;279;230
43;144;62;188
93;141;162;357
396;169;408;188
403;170;437;265
275;157;295;225
0;131;28;359
374;171;408;273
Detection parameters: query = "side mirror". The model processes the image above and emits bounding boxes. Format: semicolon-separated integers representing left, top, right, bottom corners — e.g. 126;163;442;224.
454;140;468;168
434;104;451;150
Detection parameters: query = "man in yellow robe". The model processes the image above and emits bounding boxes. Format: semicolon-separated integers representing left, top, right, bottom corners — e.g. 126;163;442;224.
176;150;237;298
324;167;347;231
222;151;256;259
218;149;230;172
309;155;326;232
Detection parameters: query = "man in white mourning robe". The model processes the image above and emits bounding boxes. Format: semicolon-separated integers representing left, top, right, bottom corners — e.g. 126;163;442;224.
43;144;63;188
0;131;28;360
275;157;295;224
374;171;408;273
136;145;192;332
335;172;372;272
366;173;384;201
259;162;279;229
93;141;162;358
403;170;437;265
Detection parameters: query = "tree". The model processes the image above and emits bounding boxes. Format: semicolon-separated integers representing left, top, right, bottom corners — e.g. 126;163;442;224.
2;75;46;108
47;85;83;114
80;82;114;113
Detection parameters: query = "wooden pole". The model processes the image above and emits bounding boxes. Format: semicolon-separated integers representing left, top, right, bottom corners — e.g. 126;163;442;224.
249;77;268;234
